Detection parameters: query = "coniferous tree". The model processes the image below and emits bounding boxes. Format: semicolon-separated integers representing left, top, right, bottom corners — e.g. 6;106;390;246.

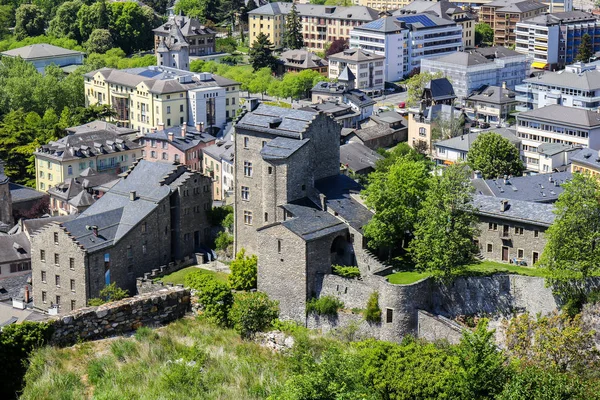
249;32;278;71
576;33;593;63
283;3;303;50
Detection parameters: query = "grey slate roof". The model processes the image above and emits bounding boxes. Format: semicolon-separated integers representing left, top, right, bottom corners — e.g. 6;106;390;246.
487;0;547;12
141;126;216;152
280;202;347;241
261;138;310;160
153;15;215;37
522;10;597;26
0;232;30;264
517;105;600;128
329;48;385;63
472;171;571;203
473;195;555;227
474;46;523;59
0;273;31;302
202;140;234;163
570;147;600;169
537;142;578;156
60;161;182;253
236;104;317;139
429;52;492;67
435;129;519;153
279;49;328;69
9;183;45;203
353;125;394;142
23;215;75;237
69;190;95;208
466;85;517;104
249;3;379;21
397;0;475;21
66;120;137;137
425;78;456;101
315;174;373;233
523;67;600;91
1;44;83;60
356;17;406;33
340;142;383;173
338;65;356;82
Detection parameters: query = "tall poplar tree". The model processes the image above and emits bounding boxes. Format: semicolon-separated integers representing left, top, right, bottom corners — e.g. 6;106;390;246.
283;3;303;50
576;33;593;63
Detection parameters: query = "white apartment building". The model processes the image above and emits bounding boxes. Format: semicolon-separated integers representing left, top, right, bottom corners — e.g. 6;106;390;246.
515;62;600;111
328;48;386;92
349;13;462;81
515;11;600;71
421;47;528;99
516;105;600;171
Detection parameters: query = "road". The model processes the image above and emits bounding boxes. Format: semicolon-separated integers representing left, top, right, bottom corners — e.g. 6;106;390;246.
373;91;408;111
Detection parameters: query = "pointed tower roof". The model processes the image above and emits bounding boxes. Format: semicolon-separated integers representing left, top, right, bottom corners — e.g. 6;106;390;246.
338;66;356;83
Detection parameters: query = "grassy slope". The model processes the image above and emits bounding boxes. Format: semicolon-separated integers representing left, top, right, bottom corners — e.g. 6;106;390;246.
386;260;548;285
21;317;289;400
156;266;229;285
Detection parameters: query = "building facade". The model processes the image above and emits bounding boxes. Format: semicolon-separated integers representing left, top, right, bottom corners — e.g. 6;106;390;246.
328;48;386;92
31;161;212;314
0;44;84;73
248;3;379;51
84;67;239;133
464;84;519;124
434;128;520;165
34;123;142;193
515;62;600;111
421;47;528;99
480;0;548;47
153;14;216;57
516;105;600;171
203;139;234;201
571;147;600;176
515;11;600;70
279;49;328;75
350;13;463;81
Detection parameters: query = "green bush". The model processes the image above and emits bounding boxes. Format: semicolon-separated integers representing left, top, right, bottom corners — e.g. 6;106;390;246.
88;283;129;306
332;265;361;279
185;271;233;327
306;296;344;316
215;231;233;251
364;292;382;323
207;205;233;226
229;292;280;339
228;249;258;290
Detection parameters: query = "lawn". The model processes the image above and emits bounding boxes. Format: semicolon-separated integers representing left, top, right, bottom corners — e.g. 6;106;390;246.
156;266;229;286
385;260;549;285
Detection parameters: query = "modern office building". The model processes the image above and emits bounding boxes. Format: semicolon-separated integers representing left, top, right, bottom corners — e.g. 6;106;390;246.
515;11;600;70
421;47;528;99
480;0;548;47
349;13;463;81
248;3;379;51
515;62;600;111
84;66;240;133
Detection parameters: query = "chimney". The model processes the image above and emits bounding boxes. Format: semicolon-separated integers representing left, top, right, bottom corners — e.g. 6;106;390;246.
158;122;165;131
92;226;98;237
200;122;204;132
168;131;174;141
181;124;187;138
130;191;136;201
24;286;30;303
195;122;202;132
502;81;507;89
500;199;509;212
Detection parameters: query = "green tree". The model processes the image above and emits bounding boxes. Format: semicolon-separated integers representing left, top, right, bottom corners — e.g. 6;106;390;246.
228;249;258;290
229;291;279;339
410;163;478;278
248;67;274;99
88;282;129;306
576;33;593;63
108;2;159;54
364;292;381;323
467;132;524;179
374;142;428;173
539;173;600;288
175;0;219;22
405;71;444;107
362;156;430;258
77;0;110;42
249;32;278;71
48;0;83;42
185;271;233;326
0;5;13;38
458;319;508;399
498;366;590;400
84;28;114;54
431;114;465;141
283;3;303;50
14;4;45;40
215;231;233;251
475;23;494;46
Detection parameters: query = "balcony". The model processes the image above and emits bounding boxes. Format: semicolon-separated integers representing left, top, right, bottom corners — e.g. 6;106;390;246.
97;162;121;172
499;230;511;239
515;95;532;103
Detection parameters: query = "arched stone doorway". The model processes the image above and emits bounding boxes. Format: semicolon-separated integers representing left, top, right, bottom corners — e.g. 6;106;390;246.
330;234;355;266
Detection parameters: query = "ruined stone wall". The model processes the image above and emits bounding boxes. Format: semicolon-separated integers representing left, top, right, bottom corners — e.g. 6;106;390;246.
50;287;190;346
417;310;464;345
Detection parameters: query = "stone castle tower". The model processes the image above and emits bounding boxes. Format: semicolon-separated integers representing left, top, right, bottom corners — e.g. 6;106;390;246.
157;18;190;71
0;159;13;232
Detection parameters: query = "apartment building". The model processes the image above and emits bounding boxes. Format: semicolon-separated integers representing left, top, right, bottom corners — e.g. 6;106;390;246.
515;11;600;70
516;105;600;171
84;66;240;134
571;147;600;176
464;83;518;124
202;139;234;202
34;122;142;193
278;49;328;75
434;128;519;165
153;14;216;57
480;0;548;46
328;48;386;93
421;47;527;99
248;3;379;51
515;62;600;111
31;160;212;314
395;1;475;48
350;13;462;81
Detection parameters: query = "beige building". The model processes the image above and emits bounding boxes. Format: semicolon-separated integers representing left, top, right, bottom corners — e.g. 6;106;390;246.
480;0;547;47
328;48;386;93
248;2;379;51
84;66;240;134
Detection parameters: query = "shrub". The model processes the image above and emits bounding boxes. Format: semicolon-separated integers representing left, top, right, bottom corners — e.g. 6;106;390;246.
228;249;258;290
332;265;361;279
229;292;280;339
87;283;129;306
207;205;233;226
185;271;233;327
215;231;233;251
364;292;382;323
306;296;344;316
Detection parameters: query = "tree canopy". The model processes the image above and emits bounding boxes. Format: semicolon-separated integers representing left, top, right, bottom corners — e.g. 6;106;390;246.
405;71;444;107
576;33;593;63
249;32;278;71
467;132;524;179
475;23;493;46
283;3;303;50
